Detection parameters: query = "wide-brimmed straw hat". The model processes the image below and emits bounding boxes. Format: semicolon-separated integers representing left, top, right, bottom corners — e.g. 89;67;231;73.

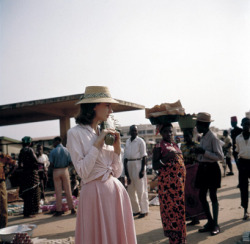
193;112;214;122
76;86;119;104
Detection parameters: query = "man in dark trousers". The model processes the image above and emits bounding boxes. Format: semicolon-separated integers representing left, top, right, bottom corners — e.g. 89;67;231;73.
230;116;242;169
194;113;224;236
236;117;250;220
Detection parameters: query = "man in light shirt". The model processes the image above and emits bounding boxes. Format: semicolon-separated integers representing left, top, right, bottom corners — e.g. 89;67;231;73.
236;117;250;220
194;113;224;236
222;130;233;176
49;137;76;216
124;125;149;218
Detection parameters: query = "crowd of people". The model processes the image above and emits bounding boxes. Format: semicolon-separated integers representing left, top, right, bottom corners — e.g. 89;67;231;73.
0;85;249;244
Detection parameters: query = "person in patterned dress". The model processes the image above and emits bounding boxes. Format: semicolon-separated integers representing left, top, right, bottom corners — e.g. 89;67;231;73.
18;136;40;218
153;123;186;244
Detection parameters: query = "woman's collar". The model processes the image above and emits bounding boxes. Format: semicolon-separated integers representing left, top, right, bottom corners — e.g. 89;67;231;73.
80;124;99;135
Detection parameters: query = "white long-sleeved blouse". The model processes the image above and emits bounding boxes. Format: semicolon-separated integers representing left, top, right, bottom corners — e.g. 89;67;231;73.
66;124;122;184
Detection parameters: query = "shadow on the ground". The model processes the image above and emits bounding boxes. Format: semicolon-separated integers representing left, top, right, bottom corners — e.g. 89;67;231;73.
137;217;245;244
218;191;240;201
218;185;239;194
187;218;244;244
8;212;76;226
219;235;243;244
36;231;75;240
186;225;209;244
137;228;167;244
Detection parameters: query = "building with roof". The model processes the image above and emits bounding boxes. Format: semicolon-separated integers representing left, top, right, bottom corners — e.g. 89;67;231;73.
0;137;22;157
119;123;183;145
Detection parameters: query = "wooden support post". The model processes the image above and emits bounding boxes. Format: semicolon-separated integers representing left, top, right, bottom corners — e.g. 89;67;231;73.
60;117;70;146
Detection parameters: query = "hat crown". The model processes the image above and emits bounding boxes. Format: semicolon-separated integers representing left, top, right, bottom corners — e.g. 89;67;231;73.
76;86;119;104
84;86;111;97
196;112;213;122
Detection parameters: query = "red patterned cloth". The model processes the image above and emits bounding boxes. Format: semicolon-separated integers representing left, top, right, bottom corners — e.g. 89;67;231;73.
155;140;186;244
0;153;16;180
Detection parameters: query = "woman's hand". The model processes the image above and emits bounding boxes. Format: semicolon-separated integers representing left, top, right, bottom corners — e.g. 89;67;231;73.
93;129;121;155
93;129;112;150
112;130;121;155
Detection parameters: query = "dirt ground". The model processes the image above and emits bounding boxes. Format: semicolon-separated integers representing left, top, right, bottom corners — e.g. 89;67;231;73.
5;164;250;244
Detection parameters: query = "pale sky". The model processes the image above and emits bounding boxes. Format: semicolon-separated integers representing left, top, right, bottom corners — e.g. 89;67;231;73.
0;0;250;140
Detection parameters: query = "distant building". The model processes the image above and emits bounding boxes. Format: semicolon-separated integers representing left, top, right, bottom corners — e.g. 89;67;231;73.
119;123;183;146
0;136;58;158
0;137;21;157
32;136;57;155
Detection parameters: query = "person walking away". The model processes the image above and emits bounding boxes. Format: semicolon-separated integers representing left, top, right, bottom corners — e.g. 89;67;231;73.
153;123;186;244
222;130;233;176
18;136;41;218
0;153;16;228
124;125;149;218
180;129;206;226
36;144;50;202
49;137;75;216
235;117;250;220
194;113;224;236
67;86;137;244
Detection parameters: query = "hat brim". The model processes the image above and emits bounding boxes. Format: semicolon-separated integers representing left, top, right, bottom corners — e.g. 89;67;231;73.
76;97;119;105
193;118;214;122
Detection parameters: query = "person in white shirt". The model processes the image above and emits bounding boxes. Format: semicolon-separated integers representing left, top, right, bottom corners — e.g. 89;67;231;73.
222;130;233;176
236;117;250;220
124;125;149;218
36;144;50;201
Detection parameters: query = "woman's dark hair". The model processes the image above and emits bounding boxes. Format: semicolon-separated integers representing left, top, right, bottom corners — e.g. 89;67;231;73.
75;103;99;125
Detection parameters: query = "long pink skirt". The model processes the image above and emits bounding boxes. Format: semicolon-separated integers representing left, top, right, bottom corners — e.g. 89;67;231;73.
75;176;137;244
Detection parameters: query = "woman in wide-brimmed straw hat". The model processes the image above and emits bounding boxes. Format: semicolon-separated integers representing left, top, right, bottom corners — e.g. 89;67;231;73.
67;86;137;244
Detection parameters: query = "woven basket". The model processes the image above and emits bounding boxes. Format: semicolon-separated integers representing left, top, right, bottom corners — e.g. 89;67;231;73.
178;115;196;130
149;115;180;125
